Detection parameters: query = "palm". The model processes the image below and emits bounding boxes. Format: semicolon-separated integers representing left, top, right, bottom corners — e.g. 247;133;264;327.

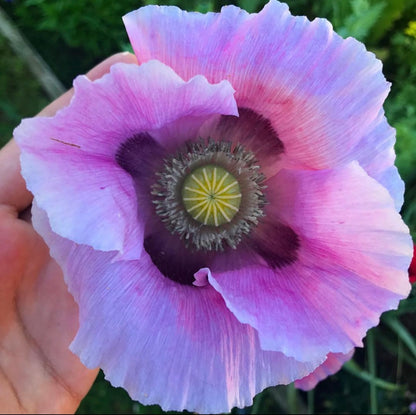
0;205;98;413
0;52;137;414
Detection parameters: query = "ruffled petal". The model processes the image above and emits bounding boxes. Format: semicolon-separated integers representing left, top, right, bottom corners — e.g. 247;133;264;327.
207;162;412;362
271;163;412;289
294;350;354;391
32;203;323;413
350;111;404;210
123;1;398;204
15;60;237;260
18;144;142;259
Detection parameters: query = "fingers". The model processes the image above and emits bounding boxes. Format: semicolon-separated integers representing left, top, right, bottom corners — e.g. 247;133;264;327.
86;52;138;83
0;140;32;212
0;52;138;212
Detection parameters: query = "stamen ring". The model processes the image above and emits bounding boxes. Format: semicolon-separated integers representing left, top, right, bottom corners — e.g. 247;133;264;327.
151;140;266;251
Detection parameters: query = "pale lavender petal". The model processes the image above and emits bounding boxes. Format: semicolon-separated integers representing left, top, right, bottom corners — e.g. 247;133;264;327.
19;143;143;259
32;203;323;413
377;165;404;212
295;350;354;391
124;1;398;204
13;2;409;409
15;60;237;260
351;111;404;210
207;162;412;362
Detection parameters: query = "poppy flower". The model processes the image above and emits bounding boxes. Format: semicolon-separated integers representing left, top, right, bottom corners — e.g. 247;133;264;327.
14;1;413;413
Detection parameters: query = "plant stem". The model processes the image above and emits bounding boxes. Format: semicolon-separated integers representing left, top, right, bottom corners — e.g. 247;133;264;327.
250;392;262;414
307;389;314;414
287;383;298;414
367;330;378;414
0;6;65;99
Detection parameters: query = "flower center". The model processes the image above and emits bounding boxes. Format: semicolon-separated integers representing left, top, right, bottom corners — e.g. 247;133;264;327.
152;140;266;251
182;165;241;227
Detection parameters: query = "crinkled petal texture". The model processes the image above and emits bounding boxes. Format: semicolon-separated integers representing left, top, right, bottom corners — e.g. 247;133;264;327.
14;60;237;260
207;162;412;362
32;203;323;413
14;1;414;413
294;350;355;391
124;0;403;209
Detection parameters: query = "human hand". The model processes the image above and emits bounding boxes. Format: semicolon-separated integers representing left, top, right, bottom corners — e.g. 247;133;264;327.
0;52;137;414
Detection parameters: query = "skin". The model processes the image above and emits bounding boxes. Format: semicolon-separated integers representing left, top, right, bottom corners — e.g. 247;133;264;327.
0;52;138;413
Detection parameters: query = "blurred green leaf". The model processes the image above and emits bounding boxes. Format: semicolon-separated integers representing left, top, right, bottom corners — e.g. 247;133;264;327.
237;0;264;13
194;0;215;13
383;315;416;359
336;0;385;41
343;360;404;391
377;331;416;370
367;0;407;43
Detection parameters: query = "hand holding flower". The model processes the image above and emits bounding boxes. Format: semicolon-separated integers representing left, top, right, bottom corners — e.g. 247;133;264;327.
0;52;136;414
9;1;414;413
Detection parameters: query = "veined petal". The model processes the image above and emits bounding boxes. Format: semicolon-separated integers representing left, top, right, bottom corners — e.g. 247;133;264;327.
32;203;323;413
271;163;412;287
207;162;412;362
15;60;237;259
124;1;399;205
351;110;404;211
13;1;411;409
294;350;354;391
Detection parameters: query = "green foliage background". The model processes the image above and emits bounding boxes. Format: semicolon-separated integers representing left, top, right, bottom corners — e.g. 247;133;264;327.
1;0;416;414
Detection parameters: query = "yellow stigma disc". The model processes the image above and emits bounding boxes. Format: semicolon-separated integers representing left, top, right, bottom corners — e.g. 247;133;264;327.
182;165;242;227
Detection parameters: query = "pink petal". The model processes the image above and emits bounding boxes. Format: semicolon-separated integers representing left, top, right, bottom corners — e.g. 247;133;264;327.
32;203;324;413
123;1;398;203
207;162;412;362
15;60;237;260
295;350;354;391
271;162;412;288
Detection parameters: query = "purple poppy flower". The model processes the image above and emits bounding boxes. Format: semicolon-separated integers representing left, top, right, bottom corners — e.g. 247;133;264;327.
14;1;412;413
